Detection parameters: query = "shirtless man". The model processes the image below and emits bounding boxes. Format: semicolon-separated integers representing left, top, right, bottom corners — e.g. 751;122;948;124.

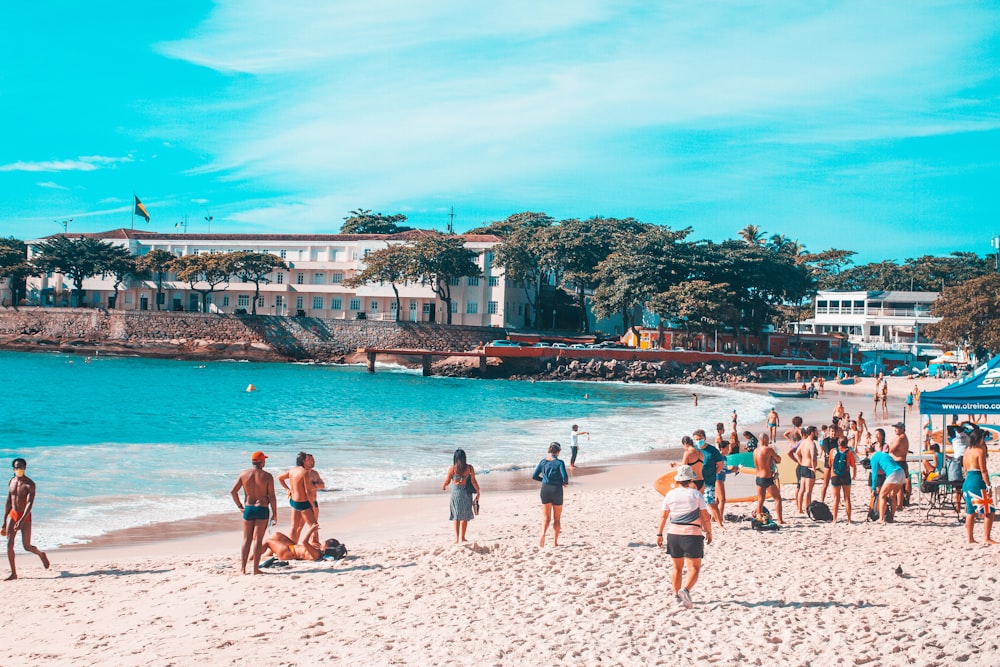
767;408;780;442
278;452;320;546
753;433;783;523
880;383;889;419
795;426;819;515
832;401;846;424
231;451;277;575
961;427;996;545
4;458;50;580
279;452;325;545
888;422;911;510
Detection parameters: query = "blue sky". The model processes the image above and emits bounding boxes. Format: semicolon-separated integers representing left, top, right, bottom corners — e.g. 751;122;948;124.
1;1;998;264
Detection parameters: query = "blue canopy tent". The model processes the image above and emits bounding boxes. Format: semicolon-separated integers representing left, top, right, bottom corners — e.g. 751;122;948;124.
919;356;1000;415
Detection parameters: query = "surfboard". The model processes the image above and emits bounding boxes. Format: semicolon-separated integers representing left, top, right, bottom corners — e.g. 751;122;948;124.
654;454;759;504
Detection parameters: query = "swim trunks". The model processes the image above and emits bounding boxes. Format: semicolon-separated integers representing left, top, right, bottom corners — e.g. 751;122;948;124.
702;484;716;505
243;506;269;521
666;534;704;559
767;422;776;428
289;498;313;511
8;509;20;522
963;470;994;516
540;482;564;506
755;477;775;489
797;465;816;480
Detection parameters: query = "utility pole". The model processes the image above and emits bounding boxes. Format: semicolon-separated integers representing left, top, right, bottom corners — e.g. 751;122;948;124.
202;205;213;233
992;234;1000;272
56;219;72;233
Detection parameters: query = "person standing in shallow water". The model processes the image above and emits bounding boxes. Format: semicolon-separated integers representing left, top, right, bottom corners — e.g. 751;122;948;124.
442;449;480;544
533;442;569;547
4;458;50;581
569;424;590;469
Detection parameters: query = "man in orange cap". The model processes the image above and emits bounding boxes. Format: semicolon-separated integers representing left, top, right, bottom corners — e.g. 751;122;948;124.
4;458;50;580
231;451;277;575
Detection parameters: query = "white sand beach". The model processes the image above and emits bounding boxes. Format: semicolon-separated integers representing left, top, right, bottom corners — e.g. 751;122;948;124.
6;375;1000;666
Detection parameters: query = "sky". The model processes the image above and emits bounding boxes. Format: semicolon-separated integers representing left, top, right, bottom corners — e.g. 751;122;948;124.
1;1;998;265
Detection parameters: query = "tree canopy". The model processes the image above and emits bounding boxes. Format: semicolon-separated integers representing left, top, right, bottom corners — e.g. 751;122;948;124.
926;274;1000;356
340;209;413;235
407;235;481;325
344;243;416;321
229;251;288;315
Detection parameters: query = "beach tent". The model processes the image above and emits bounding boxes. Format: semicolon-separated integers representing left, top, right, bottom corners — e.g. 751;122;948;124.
919;355;1000;415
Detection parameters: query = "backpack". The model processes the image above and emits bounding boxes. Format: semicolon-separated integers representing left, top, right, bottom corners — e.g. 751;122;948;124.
832;450;849;477
867;502;893;523
807;500;833;522
750;506;780;531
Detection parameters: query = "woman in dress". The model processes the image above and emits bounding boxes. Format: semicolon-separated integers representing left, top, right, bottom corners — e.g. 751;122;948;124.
442;448;480;543
532;442;569;547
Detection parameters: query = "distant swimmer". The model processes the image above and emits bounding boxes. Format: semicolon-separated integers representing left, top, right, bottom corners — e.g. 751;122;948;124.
692;393;699;407
231;451;277;575
4;458;50;580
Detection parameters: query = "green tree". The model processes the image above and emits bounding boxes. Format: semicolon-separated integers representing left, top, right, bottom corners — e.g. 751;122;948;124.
540;217;651;332
135;249;176;311
169;253;234;312
340;209;413;235
488;213;554;327
591;226;692;330
31;236;121;307
738;225;766;246
0;237;30;307
229;251;288;315
648;280;737;344
926;275;1000;356
344;243;415;321
100;245;137;309
407;235;481;324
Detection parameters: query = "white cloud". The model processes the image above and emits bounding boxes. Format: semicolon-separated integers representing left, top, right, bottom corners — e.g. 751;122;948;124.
0;155;133;172
36;181;69;190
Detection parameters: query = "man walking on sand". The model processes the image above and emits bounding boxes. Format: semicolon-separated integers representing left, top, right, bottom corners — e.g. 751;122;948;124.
767;408;780;442
889;422;911;510
753;433;783;523
231;451;277;575
4;458;50;580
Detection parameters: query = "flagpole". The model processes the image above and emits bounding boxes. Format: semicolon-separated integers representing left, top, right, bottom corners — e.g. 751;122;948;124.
131;192;135;230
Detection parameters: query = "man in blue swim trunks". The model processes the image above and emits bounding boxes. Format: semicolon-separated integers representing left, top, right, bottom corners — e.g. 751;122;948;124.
693;429;723;527
231;451;277;575
279;452;321;546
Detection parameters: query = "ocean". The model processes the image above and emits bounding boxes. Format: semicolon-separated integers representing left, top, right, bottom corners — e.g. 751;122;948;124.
0;350;773;548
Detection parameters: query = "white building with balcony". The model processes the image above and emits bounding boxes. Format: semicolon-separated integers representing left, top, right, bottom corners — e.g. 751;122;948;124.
797;289;943;358
25;229;533;329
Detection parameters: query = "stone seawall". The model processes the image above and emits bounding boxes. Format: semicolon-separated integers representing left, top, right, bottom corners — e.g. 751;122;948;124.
0;308;502;362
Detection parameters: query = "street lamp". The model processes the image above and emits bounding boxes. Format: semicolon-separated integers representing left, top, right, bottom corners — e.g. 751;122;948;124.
992;234;1000;272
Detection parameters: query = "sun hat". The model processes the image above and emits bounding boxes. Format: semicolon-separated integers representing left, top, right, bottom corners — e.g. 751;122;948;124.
675;464;697;482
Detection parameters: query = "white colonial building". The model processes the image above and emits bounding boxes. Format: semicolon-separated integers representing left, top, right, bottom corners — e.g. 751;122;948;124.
797;289;943;358
25;229;533;329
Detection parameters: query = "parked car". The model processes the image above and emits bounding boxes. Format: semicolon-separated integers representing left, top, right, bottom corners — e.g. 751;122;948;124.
570;344;589;349
489;340;521;347
551;343;568;348
535;342;552;347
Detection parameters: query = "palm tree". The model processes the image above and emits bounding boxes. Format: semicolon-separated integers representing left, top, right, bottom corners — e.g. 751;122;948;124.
738;225;766;246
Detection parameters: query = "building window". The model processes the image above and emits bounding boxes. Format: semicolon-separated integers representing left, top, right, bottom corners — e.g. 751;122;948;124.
238;295;250;307
370;300;378;311
423;304;431;314
466;302;478;314
390;301;398;311
449;277;460;286
314;273;325;284
467;276;479;286
331;272;343;284
276;273;284;284
331;297;342;310
488;301;498;314
410;302;417;311
258;297;265;307
350;298;361;311
124;293;133;305
313;297;323;310
296;296;304;309
280;250;287;259
222;295;230;307
451;302;459;313
275;295;284;307
296;273;304;285
489;276;499;287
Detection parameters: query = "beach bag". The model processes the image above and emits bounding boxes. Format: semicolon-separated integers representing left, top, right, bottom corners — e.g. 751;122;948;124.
832;450;849;477
807;500;833;522
750;518;780;531
867;499;893;523
464;474;479;515
945;457;963;482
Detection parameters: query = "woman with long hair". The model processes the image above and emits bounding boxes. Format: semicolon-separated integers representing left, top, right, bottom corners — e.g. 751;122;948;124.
442;448;480;543
532;442;569;547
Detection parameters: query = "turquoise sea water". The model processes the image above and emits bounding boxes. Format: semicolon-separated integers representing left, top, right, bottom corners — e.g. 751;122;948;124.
0;350;772;548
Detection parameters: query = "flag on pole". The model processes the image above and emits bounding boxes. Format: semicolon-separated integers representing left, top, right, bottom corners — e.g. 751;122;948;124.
134;195;150;223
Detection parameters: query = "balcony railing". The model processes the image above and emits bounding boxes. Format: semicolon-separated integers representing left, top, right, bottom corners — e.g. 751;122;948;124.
816;307;933;318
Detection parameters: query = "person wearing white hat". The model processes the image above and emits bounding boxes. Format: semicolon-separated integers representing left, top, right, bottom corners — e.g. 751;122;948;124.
656;464;713;608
